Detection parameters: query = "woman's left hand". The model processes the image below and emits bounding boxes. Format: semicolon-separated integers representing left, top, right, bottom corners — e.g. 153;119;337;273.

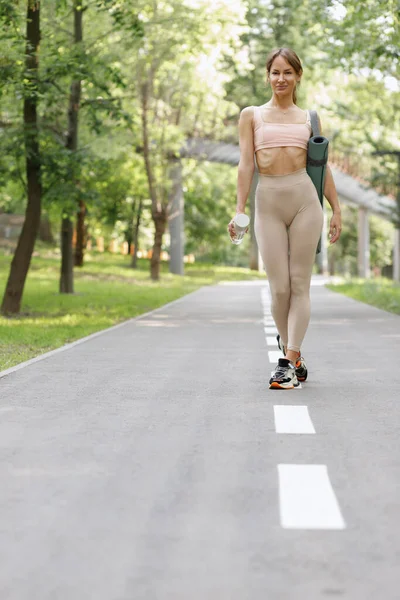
329;211;342;244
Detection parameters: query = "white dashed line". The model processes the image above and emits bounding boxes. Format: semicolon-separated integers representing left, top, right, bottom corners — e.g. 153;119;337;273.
264;327;277;335
274;405;315;434
277;464;346;530
268;350;282;364
261;287;344;530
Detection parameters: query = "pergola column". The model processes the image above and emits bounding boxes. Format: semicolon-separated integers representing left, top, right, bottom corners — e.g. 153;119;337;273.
393;228;400;282
358;206;370;278
168;158;184;275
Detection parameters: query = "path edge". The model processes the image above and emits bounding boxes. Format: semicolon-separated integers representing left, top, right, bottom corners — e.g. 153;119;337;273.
0;286;205;380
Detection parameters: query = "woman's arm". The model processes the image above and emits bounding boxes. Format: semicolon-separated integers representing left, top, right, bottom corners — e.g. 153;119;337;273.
318;115;342;244
228;106;255;238
324;165;341;215
236;106;255;213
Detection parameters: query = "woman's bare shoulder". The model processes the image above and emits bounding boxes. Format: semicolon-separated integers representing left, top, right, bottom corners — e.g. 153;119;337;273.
240;106;255;120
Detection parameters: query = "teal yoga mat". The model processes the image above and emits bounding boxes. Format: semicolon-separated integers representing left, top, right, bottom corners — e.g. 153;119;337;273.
306;134;329;253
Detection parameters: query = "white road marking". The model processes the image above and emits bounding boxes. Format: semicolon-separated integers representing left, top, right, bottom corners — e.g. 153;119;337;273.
277;464;346;530
274;406;315;434
267;337;278;346
268;350;282;363
264;327;277;335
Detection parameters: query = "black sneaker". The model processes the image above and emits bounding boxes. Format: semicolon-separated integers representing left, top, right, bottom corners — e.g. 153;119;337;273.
294;356;308;382
269;358;300;390
277;334;308;382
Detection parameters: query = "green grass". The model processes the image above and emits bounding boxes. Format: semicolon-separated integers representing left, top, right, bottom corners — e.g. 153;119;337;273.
326;277;400;315
0;248;265;371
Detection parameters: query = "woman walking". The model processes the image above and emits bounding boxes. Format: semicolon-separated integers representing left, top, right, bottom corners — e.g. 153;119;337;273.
228;47;342;389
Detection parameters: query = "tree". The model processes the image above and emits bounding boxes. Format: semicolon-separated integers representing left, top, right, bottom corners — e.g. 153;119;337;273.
114;0;246;280
59;0;84;294
1;0;42;315
324;0;399;78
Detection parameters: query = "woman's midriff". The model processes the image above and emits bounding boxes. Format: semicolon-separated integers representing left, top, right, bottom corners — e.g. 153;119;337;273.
255;146;307;176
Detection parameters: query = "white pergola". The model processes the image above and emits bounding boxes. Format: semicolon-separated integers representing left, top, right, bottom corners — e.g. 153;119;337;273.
168;139;398;279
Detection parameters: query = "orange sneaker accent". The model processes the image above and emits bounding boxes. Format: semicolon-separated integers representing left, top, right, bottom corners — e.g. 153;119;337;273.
270;381;294;389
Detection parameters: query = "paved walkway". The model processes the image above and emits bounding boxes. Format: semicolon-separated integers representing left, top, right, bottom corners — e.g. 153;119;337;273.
1;277;400;599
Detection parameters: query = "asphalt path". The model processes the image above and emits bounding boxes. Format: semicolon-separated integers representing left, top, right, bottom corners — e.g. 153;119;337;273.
1;276;400;599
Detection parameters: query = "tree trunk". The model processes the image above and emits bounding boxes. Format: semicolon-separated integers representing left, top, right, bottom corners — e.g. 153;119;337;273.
141;76;167;280
60;217;74;293
60;1;83;291
38;214;54;243
150;208;167;281
74;198;86;266
125;199;136;256
131;198;143;269
1;2;42;315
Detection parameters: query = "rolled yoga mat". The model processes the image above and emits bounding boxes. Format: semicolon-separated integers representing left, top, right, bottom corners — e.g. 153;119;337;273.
306;134;329;253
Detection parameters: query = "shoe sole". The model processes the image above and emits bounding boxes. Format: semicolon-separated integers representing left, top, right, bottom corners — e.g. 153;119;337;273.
269;381;300;390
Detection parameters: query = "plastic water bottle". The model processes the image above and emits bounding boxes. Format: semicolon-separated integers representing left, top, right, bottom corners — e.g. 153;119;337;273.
230;213;250;245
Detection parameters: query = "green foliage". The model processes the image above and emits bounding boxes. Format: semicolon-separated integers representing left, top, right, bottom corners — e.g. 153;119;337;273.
369;215;395;269
327;205;394;276
0;0;399;276
0;1;22;28
325;0;400;77
327;278;400;315
182;160;250;265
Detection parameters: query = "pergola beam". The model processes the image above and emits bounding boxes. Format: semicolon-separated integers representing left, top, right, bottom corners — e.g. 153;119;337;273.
169;139;396;277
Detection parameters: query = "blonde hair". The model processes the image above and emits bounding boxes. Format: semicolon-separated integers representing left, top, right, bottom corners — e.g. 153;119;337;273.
266;47;303;105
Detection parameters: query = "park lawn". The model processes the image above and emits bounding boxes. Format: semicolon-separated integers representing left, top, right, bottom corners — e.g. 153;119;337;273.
0;248;265;371
326;278;400;315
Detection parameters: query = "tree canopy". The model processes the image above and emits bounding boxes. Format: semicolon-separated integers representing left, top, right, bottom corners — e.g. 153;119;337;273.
0;0;399;310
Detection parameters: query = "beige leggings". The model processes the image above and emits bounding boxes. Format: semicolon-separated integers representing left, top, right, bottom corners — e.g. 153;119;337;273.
255;168;323;353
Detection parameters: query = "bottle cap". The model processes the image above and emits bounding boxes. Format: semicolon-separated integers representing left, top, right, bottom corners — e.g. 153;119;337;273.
234;213;250;227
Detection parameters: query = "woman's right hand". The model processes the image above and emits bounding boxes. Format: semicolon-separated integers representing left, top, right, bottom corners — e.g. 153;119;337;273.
228;212;249;239
227;217;236;240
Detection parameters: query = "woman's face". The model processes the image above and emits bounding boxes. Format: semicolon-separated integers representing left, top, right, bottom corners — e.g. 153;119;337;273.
267;55;300;99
